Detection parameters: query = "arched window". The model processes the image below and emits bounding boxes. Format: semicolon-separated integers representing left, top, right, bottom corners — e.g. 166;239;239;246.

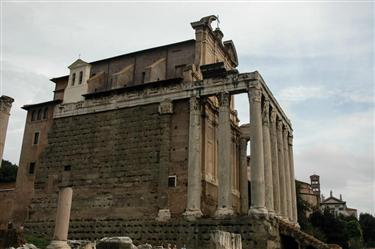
72;73;76;86
79;71;83;84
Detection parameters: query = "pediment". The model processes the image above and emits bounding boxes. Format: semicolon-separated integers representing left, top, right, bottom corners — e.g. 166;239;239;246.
322;197;345;204
68;59;90;69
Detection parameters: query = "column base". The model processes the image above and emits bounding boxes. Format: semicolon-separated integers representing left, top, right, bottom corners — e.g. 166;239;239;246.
214;207;234;219
47;240;71;249
267;209;276;218
248;206;268;217
183;209;203;221
156;209;171;222
279;216;289;222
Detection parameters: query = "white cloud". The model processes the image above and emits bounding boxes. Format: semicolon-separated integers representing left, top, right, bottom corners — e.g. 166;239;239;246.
293;109;375;214
279;85;328;102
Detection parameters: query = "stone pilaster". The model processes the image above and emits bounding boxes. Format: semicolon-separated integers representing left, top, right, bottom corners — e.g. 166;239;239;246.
248;85;267;215
215;92;234;217
288;132;298;225
183;96;203;220
239;137;249;215
270;109;280;216
277;120;288;219
283;128;293;221
156;99;173;222
0;95;14;166
262;99;274;215
47;187;73;249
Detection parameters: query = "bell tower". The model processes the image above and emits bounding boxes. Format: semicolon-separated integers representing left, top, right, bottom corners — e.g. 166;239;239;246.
63;59;91;103
310;174;321;197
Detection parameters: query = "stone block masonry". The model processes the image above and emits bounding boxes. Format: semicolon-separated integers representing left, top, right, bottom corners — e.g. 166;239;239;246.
29;101;189;222
25;216;280;249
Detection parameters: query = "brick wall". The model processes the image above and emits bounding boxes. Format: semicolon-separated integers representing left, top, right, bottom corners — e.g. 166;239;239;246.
27;100;189;222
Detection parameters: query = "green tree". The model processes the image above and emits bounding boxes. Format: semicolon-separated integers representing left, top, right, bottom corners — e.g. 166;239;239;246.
0;159;18;183
310;209;350;249
296;182;326;242
359;213;375;247
343;217;363;249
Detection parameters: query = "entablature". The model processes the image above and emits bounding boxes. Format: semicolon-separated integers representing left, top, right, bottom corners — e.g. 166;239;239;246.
53;69;292;130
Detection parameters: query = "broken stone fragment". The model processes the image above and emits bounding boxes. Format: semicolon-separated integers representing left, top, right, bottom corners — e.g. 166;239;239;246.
96;237;137;249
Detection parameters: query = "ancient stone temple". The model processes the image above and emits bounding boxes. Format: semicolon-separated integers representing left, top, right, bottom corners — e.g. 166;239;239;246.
11;16;330;249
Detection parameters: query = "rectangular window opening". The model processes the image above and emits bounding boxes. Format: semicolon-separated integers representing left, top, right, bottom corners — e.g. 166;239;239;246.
43;107;48;119
29;162;35;175
31;110;36;121
168;175;177;187
64;165;71;171
37;109;42;120
33;132;40;145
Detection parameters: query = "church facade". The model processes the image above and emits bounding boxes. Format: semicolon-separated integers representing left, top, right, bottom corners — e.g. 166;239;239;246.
9;16;331;249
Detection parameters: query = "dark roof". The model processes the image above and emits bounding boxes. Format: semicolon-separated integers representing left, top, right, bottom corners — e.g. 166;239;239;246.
49;39;195;84
91;39;195;64
50;75;69;83
22;100;62;110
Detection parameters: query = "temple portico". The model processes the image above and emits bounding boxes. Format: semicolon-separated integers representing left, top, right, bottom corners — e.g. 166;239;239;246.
180;71;298;225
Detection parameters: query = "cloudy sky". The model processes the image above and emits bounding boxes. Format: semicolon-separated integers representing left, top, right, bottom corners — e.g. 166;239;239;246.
1;2;374;214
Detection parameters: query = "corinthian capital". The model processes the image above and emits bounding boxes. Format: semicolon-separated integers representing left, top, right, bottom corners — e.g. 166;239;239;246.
217;92;230;107
248;84;262;103
270;109;277;124
0;95;14;113
277;120;284;131
190;95;200;111
283;127;289;138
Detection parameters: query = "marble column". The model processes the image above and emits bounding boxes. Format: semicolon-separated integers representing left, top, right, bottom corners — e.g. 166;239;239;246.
288;132;298;225
277;120;288;219
248;85;267;215
270;108;280;216
239;137;249;215
262;99;274;215
183;96;203;219
283;127;293;221
215;92;234;217
47;187;73;249
0;96;14;166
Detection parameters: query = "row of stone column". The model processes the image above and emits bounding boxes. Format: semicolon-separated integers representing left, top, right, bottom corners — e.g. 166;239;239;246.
246;85;298;224
183;87;297;224
184;92;236;219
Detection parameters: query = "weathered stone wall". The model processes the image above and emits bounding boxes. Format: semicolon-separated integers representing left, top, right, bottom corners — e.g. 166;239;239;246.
28;100;189;222
0;189;15;229
25;216;280;249
88;41;195;92
12;104;56;224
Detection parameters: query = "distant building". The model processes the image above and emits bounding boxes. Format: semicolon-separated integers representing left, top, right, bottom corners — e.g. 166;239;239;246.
320;191;358;218
310;174;321;197
296;178;320;217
